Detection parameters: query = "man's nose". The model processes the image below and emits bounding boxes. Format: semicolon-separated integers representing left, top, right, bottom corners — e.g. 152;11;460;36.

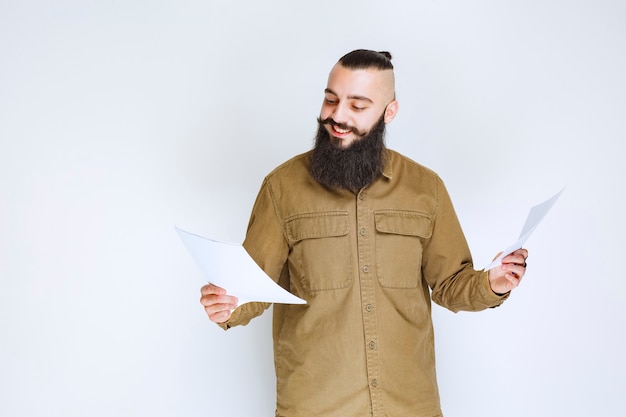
331;102;349;124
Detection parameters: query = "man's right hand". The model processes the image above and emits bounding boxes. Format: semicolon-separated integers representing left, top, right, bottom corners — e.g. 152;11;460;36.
200;283;239;324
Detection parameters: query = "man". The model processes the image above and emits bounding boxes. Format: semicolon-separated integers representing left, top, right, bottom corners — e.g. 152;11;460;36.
200;49;528;417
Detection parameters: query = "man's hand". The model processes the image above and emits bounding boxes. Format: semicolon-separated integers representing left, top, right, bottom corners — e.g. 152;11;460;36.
488;249;529;295
200;283;238;323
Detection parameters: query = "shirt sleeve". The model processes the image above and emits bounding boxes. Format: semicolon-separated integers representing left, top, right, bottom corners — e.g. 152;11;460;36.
424;176;509;312
218;177;290;329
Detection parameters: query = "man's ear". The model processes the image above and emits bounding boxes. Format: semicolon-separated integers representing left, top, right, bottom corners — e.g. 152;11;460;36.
384;100;399;124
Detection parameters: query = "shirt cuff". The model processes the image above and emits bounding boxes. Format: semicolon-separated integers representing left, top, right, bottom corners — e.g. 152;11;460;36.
480;271;510;308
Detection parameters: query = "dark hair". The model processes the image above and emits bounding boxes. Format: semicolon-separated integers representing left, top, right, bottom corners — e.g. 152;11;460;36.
338;49;394;70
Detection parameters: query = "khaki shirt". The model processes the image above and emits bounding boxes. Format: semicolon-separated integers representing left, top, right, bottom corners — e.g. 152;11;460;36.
221;149;508;417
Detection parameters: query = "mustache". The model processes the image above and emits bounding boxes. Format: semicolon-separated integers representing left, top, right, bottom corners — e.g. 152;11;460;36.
317;117;367;137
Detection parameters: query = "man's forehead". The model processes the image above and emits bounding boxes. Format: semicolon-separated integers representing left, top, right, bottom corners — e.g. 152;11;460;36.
326;64;395;101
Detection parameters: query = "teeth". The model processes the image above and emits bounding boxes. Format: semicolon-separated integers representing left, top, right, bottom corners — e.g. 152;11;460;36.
334;126;351;134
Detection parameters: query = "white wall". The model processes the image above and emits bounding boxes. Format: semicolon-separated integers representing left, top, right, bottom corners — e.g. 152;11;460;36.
1;1;624;416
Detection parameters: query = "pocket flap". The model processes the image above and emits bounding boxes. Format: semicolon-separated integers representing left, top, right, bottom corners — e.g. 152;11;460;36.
374;210;432;238
285;211;350;242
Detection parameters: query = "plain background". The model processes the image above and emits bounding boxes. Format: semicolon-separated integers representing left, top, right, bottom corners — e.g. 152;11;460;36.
1;1;625;416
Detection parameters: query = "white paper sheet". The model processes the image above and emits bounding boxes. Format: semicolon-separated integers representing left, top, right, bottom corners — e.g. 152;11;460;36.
483;188;565;271
176;227;306;306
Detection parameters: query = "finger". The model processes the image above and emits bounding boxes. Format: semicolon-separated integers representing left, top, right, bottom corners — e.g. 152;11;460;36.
200;293;238;308
200;283;227;295
511;248;528;262
504;273;521;288
503;262;526;281
502;250;527;266
204;299;239;323
209;308;233;324
204;301;236;316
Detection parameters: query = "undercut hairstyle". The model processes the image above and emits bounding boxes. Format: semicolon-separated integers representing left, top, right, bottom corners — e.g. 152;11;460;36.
338;49;394;70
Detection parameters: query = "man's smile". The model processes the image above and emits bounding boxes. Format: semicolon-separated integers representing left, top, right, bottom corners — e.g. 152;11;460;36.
331;124;352;135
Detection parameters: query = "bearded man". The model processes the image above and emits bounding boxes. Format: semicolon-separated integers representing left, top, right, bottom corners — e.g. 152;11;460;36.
200;49;528;417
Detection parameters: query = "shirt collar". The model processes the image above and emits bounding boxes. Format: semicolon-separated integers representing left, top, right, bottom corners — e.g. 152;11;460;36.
381;149;393;180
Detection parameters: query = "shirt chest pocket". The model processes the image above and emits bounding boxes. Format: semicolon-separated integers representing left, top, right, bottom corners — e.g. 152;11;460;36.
374;210;433;289
285;211;352;292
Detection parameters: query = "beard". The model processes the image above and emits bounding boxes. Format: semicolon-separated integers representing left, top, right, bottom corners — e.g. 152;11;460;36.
309;114;387;192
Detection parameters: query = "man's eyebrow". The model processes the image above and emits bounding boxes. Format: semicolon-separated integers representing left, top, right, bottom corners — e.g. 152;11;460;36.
324;88;373;103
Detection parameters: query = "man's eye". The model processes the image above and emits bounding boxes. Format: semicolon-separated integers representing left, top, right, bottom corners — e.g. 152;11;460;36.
325;98;337;105
353;106;366;111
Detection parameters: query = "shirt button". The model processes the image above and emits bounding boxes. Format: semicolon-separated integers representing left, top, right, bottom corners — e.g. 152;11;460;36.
368;341;376;350
359;228;366;236
371;379;378;388
365;304;373;312
362;265;369;273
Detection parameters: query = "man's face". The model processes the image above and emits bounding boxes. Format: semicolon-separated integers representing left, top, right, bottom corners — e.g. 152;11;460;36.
319;64;398;149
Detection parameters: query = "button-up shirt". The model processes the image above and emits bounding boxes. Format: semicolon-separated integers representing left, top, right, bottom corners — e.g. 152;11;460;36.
220;149;508;417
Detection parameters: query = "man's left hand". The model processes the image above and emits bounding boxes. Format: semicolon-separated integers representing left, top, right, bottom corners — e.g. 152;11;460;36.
488;249;529;295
